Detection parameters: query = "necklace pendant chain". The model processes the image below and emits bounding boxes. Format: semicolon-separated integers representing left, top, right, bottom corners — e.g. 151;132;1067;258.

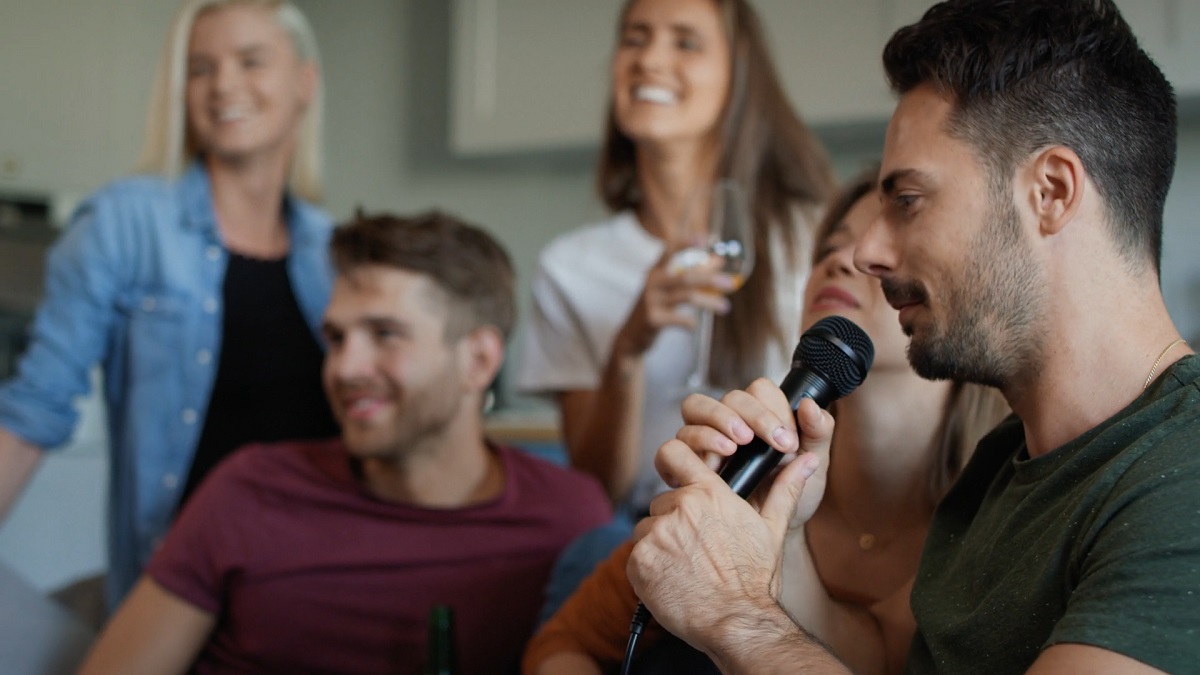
1144;338;1187;390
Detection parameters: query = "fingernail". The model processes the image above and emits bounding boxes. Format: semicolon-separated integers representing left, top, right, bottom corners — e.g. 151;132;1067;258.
801;455;820;478
732;419;753;442
772;426;797;450
716;298;731;314
719;436;737;454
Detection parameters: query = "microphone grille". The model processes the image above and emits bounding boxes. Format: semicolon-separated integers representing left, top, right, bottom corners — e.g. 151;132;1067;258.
795;316;875;398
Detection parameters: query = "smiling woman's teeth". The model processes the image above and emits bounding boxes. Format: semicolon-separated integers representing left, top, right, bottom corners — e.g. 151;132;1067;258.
635;86;677;104
217;107;250;121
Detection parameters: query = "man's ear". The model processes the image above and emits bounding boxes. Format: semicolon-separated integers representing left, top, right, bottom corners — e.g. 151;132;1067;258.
1025;145;1085;236
459;326;505;393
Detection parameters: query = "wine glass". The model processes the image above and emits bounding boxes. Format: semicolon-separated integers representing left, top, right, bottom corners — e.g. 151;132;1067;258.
674;179;754;396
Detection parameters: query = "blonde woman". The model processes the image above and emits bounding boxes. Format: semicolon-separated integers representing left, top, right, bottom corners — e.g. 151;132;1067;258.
522;167;1011;675
0;0;334;611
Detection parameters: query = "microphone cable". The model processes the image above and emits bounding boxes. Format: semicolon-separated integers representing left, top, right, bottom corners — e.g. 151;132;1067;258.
621;602;652;675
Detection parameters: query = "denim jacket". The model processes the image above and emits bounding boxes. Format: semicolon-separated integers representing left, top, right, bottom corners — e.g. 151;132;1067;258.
0;162;334;606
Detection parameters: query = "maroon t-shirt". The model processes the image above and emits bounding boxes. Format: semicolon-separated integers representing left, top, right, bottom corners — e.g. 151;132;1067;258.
147;439;611;674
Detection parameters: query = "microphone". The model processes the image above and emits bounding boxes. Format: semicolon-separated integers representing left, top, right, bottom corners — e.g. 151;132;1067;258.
719;315;874;498
621;317;874;675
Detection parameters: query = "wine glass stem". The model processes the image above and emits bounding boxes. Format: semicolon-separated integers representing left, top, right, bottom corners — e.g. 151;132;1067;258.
688;308;715;390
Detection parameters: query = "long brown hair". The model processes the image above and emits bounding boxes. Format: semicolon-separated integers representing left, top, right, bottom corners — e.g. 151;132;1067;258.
598;0;835;388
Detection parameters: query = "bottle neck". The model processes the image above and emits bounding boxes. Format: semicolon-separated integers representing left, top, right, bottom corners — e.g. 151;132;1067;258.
425;604;457;675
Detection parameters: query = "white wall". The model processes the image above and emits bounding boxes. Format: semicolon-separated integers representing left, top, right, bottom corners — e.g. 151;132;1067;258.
0;0;1197;592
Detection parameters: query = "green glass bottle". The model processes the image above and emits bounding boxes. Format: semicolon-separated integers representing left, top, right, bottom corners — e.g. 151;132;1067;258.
424;604;457;675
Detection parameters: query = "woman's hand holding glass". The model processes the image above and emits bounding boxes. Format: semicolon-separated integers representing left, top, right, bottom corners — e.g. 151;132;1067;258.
674;180;755;395
612;245;739;359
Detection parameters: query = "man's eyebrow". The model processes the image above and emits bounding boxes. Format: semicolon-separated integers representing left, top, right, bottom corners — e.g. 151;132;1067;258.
879;168;931;196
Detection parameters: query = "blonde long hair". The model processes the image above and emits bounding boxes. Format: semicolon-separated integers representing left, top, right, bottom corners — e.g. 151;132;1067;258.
137;0;325;202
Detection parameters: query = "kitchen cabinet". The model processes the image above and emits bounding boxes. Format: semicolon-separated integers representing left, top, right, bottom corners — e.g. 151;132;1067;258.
1174;1;1200;93
752;0;899;126
1129;0;1200;95
449;0;1200;155
450;0;625;153
885;0;1200;98
448;0;918;155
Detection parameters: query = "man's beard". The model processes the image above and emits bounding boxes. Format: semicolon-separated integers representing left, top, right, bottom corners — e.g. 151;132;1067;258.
337;363;466;461
891;192;1046;390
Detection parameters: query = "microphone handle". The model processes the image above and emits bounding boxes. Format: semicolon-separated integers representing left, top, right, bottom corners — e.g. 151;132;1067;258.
622;367;841;675
717;369;832;499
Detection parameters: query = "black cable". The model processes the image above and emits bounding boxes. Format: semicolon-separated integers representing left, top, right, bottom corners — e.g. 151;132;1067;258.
620;601;652;675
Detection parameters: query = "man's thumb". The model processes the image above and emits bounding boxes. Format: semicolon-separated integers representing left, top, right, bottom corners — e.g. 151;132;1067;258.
760;452;819;537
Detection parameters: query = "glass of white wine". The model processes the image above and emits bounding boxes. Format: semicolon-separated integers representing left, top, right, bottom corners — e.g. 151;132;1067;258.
675;179;754;396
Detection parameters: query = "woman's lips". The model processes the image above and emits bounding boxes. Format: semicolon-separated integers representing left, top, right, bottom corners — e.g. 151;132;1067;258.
810;286;860;310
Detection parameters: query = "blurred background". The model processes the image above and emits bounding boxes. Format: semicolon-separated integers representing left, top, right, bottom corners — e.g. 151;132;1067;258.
1;0;1197;595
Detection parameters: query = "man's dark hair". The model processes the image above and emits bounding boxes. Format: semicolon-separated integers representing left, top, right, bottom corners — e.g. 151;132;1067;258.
883;0;1176;272
330;210;516;341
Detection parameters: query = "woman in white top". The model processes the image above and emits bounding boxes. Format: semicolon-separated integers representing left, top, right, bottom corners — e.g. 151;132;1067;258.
517;0;835;514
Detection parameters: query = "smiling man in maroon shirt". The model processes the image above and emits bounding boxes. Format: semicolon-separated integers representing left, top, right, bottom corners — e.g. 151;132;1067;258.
79;211;612;675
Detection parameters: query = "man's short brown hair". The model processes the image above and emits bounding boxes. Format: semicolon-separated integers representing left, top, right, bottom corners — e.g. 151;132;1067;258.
330;210;515;341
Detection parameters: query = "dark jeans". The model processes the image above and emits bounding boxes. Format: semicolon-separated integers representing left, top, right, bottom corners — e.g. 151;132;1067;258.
537;516;635;625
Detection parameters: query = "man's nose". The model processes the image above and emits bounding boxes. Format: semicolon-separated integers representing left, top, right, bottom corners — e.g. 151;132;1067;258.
854;211;898;279
330;333;374;380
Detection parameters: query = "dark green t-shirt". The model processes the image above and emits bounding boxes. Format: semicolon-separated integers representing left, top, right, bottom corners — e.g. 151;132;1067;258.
907;355;1200;674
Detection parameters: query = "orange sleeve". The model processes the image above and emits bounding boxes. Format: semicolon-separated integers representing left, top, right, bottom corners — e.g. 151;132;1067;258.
521;539;665;673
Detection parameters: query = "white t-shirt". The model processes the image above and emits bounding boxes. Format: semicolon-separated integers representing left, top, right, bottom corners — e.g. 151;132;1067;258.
516;210;812;513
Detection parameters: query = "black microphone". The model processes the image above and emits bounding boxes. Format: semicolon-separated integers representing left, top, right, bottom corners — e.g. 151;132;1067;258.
624;317;868;672
621;317;874;675
719;315;874;498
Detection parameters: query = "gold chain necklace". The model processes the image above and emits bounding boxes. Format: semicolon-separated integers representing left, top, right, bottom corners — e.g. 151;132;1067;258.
1144;338;1187;390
